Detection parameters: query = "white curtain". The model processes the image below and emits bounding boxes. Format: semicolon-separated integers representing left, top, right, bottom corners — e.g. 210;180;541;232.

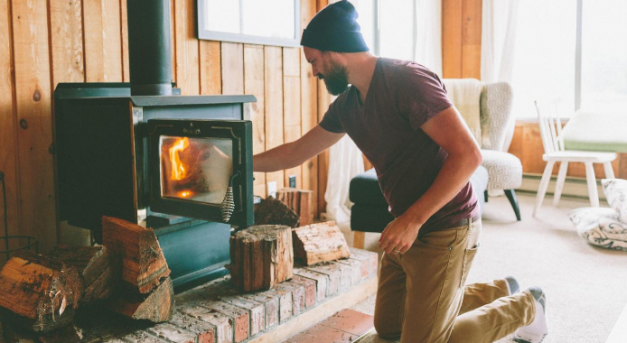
481;0;520;152
325;135;365;224
413;0;443;76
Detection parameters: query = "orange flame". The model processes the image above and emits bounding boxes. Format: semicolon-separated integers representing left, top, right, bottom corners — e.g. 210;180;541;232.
169;137;190;180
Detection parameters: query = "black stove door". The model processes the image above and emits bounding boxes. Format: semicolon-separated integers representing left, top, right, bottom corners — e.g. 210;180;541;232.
148;119;253;226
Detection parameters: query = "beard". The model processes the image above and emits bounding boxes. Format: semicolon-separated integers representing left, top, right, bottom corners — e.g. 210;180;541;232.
321;62;349;95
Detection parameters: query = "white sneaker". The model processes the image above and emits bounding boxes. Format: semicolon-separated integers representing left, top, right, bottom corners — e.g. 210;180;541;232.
513;287;548;343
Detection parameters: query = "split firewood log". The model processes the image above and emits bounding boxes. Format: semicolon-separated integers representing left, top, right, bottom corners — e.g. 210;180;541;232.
276;188;314;226
0;251;82;333
50;245;117;304
227;225;293;292
292;221;351;266
102;216;170;294
254;197;300;228
105;277;175;323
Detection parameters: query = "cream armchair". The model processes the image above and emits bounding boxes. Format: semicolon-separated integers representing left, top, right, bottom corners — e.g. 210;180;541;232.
444;79;522;220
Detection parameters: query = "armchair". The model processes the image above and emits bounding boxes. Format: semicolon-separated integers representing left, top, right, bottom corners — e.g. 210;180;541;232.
476;81;522;220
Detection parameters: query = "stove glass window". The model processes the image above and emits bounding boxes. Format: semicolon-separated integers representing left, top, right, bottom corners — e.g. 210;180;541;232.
159;136;233;204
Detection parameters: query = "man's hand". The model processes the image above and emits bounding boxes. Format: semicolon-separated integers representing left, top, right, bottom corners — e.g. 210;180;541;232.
378;215;421;255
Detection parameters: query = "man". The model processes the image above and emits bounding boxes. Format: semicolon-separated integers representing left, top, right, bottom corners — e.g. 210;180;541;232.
253;1;548;342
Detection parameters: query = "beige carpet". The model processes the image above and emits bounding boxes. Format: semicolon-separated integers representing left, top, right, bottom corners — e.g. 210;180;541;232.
344;192;627;343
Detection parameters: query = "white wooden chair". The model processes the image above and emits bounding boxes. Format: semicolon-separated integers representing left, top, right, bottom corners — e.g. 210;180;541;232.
533;100;617;217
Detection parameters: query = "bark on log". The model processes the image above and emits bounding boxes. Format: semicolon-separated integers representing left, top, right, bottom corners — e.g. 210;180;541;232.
276;188;314;226
106;277;175;323
254;197;300;228
102;216;170;294
50;245;117;304
228;225;293;292
292;221;351;266
0;251;82;333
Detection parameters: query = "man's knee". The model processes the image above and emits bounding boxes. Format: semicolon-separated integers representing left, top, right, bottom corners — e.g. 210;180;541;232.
374;315;402;340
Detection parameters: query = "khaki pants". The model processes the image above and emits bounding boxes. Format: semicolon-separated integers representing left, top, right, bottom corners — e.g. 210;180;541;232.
374;218;537;343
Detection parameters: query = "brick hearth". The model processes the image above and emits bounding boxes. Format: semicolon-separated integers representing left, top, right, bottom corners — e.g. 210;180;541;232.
79;247;378;343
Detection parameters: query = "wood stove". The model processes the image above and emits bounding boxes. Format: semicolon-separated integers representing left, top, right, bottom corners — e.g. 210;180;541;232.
53;0;255;291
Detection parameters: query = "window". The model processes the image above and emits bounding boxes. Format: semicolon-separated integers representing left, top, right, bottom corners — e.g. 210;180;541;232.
580;0;627;112
197;0;300;47
350;0;441;73
511;0;627;119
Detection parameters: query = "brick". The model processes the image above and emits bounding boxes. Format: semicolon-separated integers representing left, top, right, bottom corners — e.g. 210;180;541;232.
293;269;328;302
170;312;216;343
319;309;374;336
220;296;265;336
275;281;306;316
120;331;169;343
148;322;196;343
175;277;233;304
240;293;279;330
256;287;293;323
201;302;249;343
178;306;233;343
304;264;341;296
349;248;379;279
336;258;362;287
290;276;316;308
284;325;358;343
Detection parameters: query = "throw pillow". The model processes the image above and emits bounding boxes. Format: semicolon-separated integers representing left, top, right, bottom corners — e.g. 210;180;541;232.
569;207;627;252
601;179;627;223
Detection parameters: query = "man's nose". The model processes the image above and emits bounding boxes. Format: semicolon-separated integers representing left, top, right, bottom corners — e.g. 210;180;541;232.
311;65;319;77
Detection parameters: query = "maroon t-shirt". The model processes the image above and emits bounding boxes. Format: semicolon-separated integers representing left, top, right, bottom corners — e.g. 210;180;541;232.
320;58;478;233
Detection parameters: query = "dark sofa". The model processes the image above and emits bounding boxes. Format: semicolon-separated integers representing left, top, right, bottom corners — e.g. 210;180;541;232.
349;166;489;234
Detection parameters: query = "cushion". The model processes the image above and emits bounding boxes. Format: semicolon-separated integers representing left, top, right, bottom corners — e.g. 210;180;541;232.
480;150;522;190
602;179;627;223
562;110;627;153
569;207;627;252
349;168;388;206
442;78;483;143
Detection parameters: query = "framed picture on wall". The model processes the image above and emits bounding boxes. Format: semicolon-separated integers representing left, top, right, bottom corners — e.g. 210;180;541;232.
197;0;301;47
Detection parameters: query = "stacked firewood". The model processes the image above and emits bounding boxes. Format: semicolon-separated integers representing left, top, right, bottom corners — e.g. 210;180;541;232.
229;192;351;293
0;216;174;342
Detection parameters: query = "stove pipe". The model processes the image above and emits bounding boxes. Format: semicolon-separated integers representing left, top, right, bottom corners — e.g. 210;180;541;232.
127;0;173;96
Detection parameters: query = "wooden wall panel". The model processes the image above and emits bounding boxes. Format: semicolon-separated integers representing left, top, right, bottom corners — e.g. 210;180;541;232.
199;41;221;95
264;46;285;191
49;0;84;84
283;48;302;188
461;0;482;79
221;43;244;95
301;0;319;215
11;0;56;253
173;0;199;95
120;0;130;82
442;0;462;78
83;0;123;82
0;0;19;262
244;44;267;197
442;0;481;79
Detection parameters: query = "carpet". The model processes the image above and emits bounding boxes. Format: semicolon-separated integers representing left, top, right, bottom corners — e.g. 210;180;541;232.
345;192;627;343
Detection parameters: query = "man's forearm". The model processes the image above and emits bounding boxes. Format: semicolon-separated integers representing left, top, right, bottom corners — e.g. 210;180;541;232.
254;142;306;172
402;151;482;226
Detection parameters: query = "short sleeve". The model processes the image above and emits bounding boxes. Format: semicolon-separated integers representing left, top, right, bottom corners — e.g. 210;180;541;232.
319;97;346;133
395;64;453;130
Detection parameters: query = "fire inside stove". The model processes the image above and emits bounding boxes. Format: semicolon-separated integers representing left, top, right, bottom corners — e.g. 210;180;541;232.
160;136;233;204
